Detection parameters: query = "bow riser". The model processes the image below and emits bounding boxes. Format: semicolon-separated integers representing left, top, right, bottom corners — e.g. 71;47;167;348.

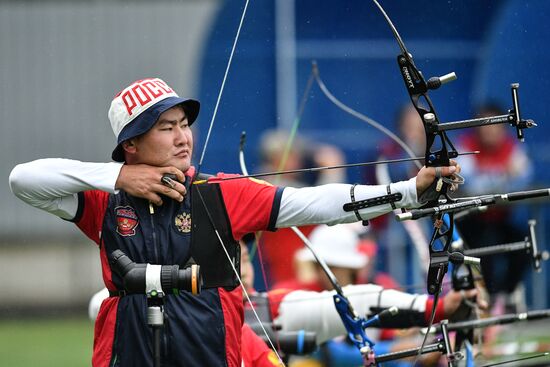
397;52;460;296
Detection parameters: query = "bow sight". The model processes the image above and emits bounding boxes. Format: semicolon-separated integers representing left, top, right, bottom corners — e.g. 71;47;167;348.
399;69;535;148
422;83;535;143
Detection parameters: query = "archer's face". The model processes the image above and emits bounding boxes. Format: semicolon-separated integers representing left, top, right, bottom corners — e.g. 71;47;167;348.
131;105;193;172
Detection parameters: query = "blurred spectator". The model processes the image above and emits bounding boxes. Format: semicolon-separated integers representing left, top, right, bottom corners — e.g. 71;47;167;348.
456;102;534;312
256;129;348;289
258;129;309;187
458;103;533;194
258;129;348;187
356;234;400;290
276;222;371;291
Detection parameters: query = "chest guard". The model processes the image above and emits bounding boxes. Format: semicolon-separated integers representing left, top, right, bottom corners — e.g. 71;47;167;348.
191;175;240;290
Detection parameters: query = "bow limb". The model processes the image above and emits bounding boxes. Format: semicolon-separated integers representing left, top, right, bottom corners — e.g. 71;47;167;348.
217;60;481;186
312;62;422;171
369;4;539;362
239;133;290;364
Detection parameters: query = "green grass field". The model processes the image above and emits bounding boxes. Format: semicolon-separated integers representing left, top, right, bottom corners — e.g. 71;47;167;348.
0;317;93;367
1;316;550;366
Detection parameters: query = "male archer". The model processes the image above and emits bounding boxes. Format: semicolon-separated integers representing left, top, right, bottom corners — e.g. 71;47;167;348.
9;77;459;367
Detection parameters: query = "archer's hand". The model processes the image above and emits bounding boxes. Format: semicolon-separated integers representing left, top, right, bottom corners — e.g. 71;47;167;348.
115;164;186;206
415;160;461;199
443;288;489;320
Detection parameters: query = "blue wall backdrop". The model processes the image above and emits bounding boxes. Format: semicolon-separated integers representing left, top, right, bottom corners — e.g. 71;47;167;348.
197;0;550;304
197;0;549;180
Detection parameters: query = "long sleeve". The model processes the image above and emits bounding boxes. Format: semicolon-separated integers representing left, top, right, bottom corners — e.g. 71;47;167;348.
274;284;428;344
9;158;123;220
276;178;419;228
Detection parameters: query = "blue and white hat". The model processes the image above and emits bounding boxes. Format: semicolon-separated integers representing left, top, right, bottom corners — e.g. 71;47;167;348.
108;78;200;162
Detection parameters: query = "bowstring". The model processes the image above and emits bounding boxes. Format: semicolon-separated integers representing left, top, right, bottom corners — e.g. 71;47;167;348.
191;1;285;365
196;0;251;177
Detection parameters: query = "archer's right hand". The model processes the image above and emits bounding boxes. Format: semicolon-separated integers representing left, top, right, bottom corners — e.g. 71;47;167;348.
115;164;186;206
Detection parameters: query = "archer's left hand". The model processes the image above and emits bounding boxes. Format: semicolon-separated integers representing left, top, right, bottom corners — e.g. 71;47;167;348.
443;288;489;320
415;160;461;199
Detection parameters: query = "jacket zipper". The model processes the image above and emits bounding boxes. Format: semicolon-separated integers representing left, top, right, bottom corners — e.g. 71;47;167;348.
149;202;159;264
149;201;166;361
